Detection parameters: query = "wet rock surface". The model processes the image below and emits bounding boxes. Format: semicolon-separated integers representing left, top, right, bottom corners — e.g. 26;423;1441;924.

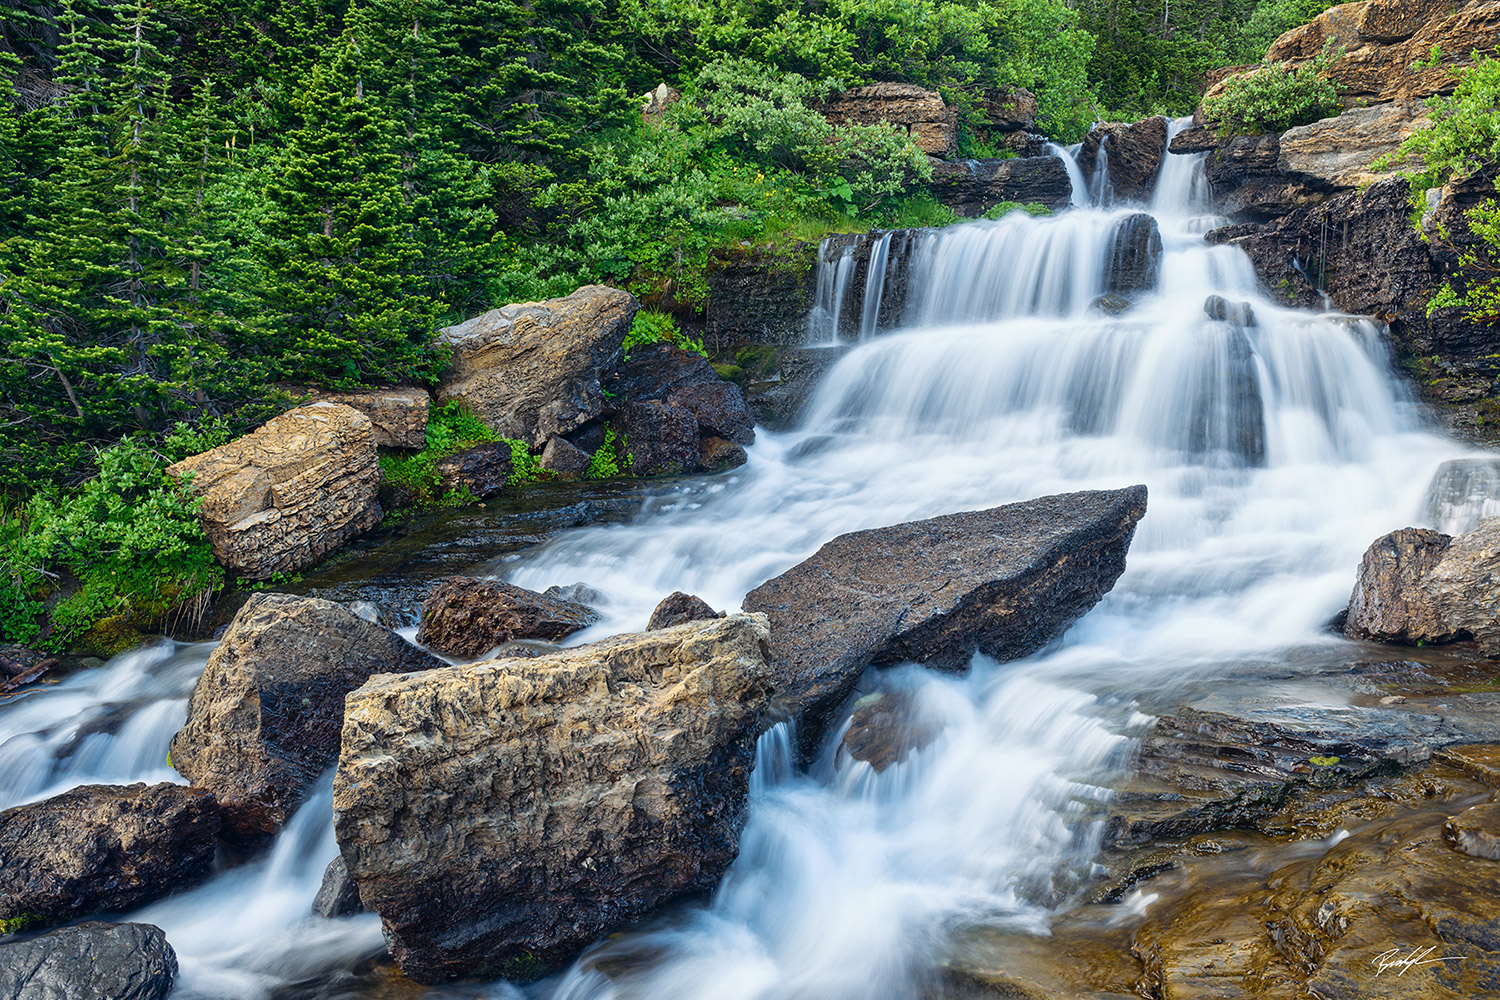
170;593;443;843
415;576;600;658
1076;117;1168;203
334;614;773;982
646;591;725;631
745;347;848;431
840;688;940;772
0;783;218;930
927;155;1073;216
167;402;382;579
743;487;1148;735
312;856;365;918
614;400;703;476
1103;214;1162;295
435;285;637;448
1345;527;1454;643
704;242;820;347
433;442;513;500
0;922;178;1000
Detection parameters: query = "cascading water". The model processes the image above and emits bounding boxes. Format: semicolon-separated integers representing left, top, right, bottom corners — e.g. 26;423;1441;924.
858;231;895;339
0;117;1486;999
806;236;865;343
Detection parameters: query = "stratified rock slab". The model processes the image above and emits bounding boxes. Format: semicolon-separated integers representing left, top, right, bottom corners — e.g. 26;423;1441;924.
743;487;1148;731
171;593;443;843
334;614;772;982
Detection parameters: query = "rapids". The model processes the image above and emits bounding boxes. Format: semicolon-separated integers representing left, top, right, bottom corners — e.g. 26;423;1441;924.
0;118;1484;998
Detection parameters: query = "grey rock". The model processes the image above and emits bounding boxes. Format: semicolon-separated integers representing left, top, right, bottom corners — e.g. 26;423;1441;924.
0;922;177;1000
646;591;725;630
312;855;364;917
434;442;513;500
540;436;592;479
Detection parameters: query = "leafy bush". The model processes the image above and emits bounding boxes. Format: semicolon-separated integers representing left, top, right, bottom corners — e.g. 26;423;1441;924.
981;201;1053;220
624;310;708;359
1203;57;1342;136
379;401;537;508
585;428;630;479
1;436;222;651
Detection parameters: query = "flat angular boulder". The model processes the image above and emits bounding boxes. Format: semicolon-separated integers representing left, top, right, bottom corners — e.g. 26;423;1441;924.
0;783;218;931
434;442;512;500
168;403;382;579
415;577;600;658
170;593;443;844
1344;527;1454;644
334;614;773;982
435;286;637;448
291;386;431;449
540;435;592;478
927;156;1073;216
823;82;956;157
0;922;177;1000
743;487;1149;731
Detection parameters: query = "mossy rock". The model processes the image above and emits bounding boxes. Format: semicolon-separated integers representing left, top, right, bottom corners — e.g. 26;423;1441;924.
70;611;148;658
734;345;781;379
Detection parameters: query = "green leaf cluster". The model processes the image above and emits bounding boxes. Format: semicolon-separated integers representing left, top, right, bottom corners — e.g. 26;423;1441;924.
1201;53;1342;136
624;310;708;359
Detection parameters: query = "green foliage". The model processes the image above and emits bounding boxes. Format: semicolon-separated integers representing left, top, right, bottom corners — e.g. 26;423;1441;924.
625;309;708;358
980;201;1053;220
1413;44;1445;72
1202;53;1342;136
585;427;629;479
0;437;222;650
378;401;541;508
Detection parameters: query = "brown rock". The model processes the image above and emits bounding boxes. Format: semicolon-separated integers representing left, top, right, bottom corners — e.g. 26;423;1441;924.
291;387;430;449
415;577;600;658
646;591;724;630
824;82;956;157
981;87;1038;132
334;614;774;982
840;689;939;772
170;593;443;843
1413;517;1500;652
1444;801;1500;859
1277;102;1429;189
1360;0;1456;42
168;403;381;579
742;487;1148;735
1075;117;1169;203
433;441;512;500
667;382;755;445
0;647;56;694
312;855;364;918
699;436;747;471
436;286;637;448
615;400;702;476
0;783;218;931
1105;213;1163;296
1344;527;1454;643
540;435;591;478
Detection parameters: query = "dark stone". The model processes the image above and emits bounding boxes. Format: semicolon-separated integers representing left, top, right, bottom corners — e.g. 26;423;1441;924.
312;855;364;917
667;382;755;445
1076;117;1169;202
999;131;1049;158
1105;213;1163;295
0;922;177;1000
1168;123;1220;153
543;582;604;607
927;155;1073;216
0;783;218;931
615;400;702;476
705;242;820;348
982;87;1038;132
170;593;445;844
699;436;748;471
840;689;939;772
1204;294;1257;326
742;487;1149;739
434;442;513;500
540;435;591;479
416;576;600;658
608;343;723;404
0;647;56;694
647;592;726;631
745;347;849;432
1091;293;1132;315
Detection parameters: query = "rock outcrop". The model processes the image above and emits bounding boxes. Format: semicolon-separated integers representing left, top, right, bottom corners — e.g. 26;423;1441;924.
170;593;443;843
334;614;773;982
742;487;1148;733
415;577;600;658
927;155;1073;216
0;922;177;1000
436;285;638;448
981;87;1039;133
646;591;725;630
823;82;956;157
1345;518;1500;652
433;441;513;500
0;783;218;930
704;242;820;347
1076;117;1169;203
290;387;430;449
168;403;382;579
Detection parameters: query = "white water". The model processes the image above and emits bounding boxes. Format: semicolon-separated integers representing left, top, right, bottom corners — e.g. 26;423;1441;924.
0;117;1486;998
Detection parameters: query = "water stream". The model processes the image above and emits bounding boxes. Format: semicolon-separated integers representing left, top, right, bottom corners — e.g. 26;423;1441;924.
0;118;1485;998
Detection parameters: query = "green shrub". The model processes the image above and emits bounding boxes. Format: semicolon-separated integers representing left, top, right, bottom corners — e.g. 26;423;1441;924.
585;428;630;479
980;201;1052;220
1203;56;1342;136
379;401;539;508
624;310;709;359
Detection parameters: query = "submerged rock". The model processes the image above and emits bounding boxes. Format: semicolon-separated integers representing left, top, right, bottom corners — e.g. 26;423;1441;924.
334;614;773;982
170;593;443;844
415;577;600;658
646;591;725;631
0;922;177;1000
436;285;637;449
167;402;382;579
0;783;218;931
742;487;1148;736
1203;294;1257;326
840;689;940;772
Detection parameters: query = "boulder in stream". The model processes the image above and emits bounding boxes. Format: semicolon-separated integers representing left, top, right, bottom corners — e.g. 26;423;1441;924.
0;922;177;1000
1075;116;1169;203
742;486;1148;736
170;593;444;844
646;591;725;630
1344;527;1455;644
1104;213;1163;296
0;783;218;931
334;613;773;982
415;577;600;658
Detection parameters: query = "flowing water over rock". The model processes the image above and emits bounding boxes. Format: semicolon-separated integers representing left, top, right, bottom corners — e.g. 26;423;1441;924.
0;119;1490;998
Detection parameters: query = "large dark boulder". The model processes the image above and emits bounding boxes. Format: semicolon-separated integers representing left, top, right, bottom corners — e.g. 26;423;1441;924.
745;347;849;432
1076;117;1169;203
334;614;773;982
668;382;755;445
415;576;600;658
0;783;218;931
1104;213;1163;296
927;155;1073;216
705;242;820;347
602;343;758;470
1344;527;1455;644
170;593;444;844
434;442;513;500
614;400;703;476
742;487;1149;734
0;922;177;1000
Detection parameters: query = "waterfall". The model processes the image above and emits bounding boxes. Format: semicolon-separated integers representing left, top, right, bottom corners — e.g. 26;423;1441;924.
1049;142;1091;210
0;119;1483;1000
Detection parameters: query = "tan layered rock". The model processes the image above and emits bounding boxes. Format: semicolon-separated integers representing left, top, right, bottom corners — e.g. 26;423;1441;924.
435;285;637;448
167;403;381;579
824;82;956;157
290;387;430;449
1277;101;1430;188
334;614;772;982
